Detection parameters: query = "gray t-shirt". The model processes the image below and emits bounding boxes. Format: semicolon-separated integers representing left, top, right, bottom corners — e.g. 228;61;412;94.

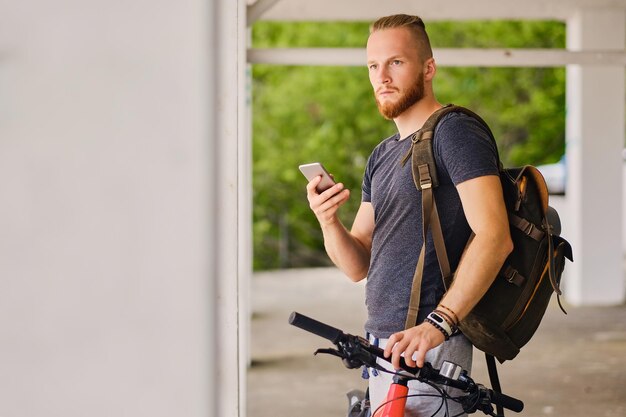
361;111;499;338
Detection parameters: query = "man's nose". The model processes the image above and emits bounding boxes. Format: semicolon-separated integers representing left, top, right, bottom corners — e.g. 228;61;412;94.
376;67;391;85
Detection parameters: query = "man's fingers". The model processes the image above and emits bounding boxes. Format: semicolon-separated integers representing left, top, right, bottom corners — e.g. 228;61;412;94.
414;344;429;368
314;188;348;214
307;179;345;212
305;176;322;194
399;337;421;368
320;182;345;197
391;346;407;370
384;333;401;358
389;335;412;370
383;324;447;371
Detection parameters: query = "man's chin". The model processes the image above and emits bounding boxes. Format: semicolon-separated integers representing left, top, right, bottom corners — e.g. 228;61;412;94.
376;100;397;120
376;103;400;120
379;111;395;120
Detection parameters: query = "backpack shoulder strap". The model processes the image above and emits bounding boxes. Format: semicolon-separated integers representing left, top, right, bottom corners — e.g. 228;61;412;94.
404;104;459;329
401;104;457;188
401;103;501;187
404;104;498;329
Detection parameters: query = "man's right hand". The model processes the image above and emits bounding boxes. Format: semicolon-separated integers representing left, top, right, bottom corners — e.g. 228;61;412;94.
306;176;351;227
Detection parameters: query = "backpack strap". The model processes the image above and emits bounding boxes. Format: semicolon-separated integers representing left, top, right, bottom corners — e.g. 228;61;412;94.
404;189;446;329
485;353;506;417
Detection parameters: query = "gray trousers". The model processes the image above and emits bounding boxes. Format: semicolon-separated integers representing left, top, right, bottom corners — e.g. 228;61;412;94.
368;334;473;417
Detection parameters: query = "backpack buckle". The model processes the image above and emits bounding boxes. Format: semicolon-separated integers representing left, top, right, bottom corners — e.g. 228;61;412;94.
524;223;535;236
502;266;525;286
418;164;433;190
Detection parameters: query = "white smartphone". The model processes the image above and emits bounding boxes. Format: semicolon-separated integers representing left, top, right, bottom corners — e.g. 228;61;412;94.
299;162;336;192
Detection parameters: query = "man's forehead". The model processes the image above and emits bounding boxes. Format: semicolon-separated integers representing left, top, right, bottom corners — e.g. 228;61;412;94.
366;29;419;60
368;27;413;42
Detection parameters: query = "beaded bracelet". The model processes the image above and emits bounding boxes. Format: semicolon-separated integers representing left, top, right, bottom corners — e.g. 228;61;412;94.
428;311;456;335
433;309;456;327
425;317;450;341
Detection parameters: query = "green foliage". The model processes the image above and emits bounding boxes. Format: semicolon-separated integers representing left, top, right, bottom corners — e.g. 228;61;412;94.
251;20;566;271
427;21;567;166
252;64;391;269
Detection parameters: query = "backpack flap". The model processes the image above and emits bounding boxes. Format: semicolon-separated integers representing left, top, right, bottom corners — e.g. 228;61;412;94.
524;166;549;215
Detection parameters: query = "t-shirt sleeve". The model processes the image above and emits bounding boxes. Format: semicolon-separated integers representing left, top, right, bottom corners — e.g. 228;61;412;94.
434;113;500;186
362;153;373;203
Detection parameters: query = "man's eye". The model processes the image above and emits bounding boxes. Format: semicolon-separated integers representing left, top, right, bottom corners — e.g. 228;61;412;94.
368;64;377;70
392;60;402;65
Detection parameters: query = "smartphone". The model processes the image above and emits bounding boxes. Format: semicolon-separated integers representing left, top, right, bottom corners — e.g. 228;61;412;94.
299;162;336;192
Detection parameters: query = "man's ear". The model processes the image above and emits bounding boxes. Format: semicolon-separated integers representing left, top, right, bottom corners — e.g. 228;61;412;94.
424;58;437;81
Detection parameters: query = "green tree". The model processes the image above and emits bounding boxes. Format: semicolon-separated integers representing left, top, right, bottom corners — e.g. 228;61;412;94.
251;20;566;271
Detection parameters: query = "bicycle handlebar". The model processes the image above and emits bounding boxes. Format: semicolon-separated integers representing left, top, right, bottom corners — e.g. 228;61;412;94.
289;311;524;414
289;311;423;375
289;310;344;344
489;390;524;413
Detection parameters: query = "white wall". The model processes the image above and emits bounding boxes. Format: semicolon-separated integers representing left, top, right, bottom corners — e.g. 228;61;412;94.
0;1;220;416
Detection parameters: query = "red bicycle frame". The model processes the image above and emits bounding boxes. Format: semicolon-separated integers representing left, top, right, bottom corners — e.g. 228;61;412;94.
374;375;410;417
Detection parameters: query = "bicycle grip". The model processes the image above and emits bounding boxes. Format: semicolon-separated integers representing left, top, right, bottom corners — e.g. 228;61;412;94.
289;312;344;344
490;390;524;413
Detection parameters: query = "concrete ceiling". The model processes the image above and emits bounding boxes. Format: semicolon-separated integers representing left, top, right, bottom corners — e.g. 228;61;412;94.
246;0;626;66
248;0;626;23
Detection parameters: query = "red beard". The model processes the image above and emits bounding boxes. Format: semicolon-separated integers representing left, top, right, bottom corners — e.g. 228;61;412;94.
375;71;425;120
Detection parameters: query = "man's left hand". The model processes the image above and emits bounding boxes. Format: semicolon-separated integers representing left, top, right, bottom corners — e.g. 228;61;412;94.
383;322;445;369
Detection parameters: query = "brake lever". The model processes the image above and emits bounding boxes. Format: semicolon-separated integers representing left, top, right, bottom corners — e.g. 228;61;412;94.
314;347;345;358
314;344;374;370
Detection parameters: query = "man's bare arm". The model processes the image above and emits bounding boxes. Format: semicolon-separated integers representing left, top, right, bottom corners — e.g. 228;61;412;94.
306;176;375;282
438;174;513;319
384;175;513;368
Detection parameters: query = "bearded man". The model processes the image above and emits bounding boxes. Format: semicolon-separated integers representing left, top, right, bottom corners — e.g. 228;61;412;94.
305;14;512;416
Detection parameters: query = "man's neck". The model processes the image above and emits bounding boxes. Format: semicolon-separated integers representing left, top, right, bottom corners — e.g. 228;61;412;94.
394;98;443;139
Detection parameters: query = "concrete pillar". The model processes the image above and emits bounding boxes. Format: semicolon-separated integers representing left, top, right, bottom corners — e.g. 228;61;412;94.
565;8;625;305
212;2;253;411
213;0;248;416
0;0;245;416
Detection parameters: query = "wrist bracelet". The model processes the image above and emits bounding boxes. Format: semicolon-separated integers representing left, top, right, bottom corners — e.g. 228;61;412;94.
427;311;456;339
425;317;450;341
438;304;460;325
433;309;455;327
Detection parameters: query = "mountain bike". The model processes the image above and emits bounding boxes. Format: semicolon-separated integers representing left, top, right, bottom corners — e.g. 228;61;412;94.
289;311;524;417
